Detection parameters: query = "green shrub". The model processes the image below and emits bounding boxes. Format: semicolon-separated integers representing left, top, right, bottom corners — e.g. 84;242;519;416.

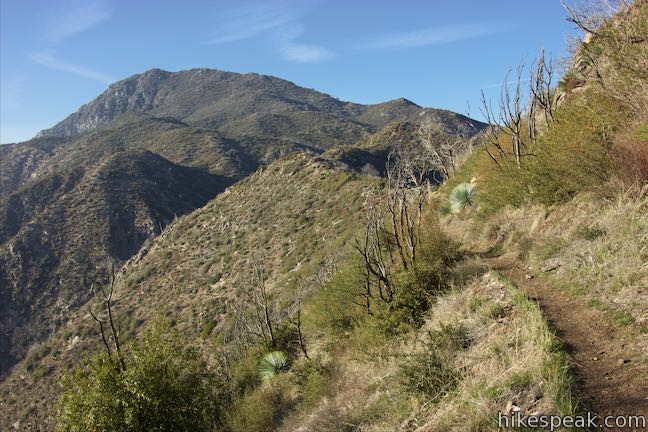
24;344;51;372
386;265;445;332
347;313;392;354
55;320;223;432
291;358;331;408
307;262;366;334
271;321;301;355
200;320;216;339
524;91;624;204
400;323;469;400
575;225;606;241
438;203;452;216
401;353;457;400
476;89;627;213
32;364;52;381
384;220;463;332
227;352;262;399
226;382;293;432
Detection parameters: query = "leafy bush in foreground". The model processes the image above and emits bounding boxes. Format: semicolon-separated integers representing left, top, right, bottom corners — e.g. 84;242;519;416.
55;320;223;432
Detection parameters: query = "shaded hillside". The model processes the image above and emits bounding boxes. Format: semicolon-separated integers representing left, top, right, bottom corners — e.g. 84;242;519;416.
0;115;315;375
0;150;230;374
2;114;251;195
325;120;478;178
0;153;382;430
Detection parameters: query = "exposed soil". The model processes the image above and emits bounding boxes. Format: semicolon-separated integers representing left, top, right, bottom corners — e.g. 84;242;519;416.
486;256;648;431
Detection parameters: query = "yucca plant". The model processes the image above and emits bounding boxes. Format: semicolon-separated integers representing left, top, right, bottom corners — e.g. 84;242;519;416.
449;183;477;213
558;70;583;94
259;351;288;381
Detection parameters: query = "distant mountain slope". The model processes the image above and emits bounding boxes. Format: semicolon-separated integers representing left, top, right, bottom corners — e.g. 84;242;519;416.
0;150;229;374
324;120;478;176
0;67;486;377
37;68;481;143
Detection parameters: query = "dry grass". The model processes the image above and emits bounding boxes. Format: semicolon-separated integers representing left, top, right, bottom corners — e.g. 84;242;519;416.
611;116;648;186
404;272;576;431
451;186;648;355
277;350;413;432
531;189;648;331
278;268;577;432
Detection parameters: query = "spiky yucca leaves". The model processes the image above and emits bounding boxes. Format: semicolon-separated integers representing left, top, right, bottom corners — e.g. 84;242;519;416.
259;351;288;381
449;183;477;213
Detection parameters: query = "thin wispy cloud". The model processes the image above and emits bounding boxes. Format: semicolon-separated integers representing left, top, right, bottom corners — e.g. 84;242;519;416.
30;0;113;84
31;52;115;85
46;0;111;43
208;1;300;45
275;26;334;63
207;1;333;63
363;22;507;50
482;77;531;89
281;42;334;63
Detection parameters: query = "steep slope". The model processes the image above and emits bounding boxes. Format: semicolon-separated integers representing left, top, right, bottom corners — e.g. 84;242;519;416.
0;149;230;374
0;137;66;195
2;114;251;195
0;153;381;430
0;67;485;377
0;115;312;375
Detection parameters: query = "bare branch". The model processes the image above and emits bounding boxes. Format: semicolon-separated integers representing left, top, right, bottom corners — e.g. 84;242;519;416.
89;263;125;371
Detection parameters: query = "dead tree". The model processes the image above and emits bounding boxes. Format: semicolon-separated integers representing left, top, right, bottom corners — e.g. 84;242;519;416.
291;284;309;360
354;147;433;312
355;203;393;305
561;0;620;37
89;264;126;372
561;0;648;112
229;256;278;350
416;122;468;181
385;149;430;269
228;297;254;355
479;63;529;168
481;50;560;168
251;258;276;348
529;49;560;140
503;64;526;168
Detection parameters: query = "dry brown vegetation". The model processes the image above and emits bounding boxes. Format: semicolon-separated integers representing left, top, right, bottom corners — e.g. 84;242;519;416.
2;2;647;431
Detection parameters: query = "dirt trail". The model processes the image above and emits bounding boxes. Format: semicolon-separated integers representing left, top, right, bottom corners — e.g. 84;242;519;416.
485;256;648;430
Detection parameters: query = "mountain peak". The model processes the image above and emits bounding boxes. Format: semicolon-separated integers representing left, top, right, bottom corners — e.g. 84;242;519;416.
35;68;482;141
390;97;419;107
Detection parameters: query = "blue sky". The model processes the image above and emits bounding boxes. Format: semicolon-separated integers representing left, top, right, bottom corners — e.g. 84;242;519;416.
0;0;579;144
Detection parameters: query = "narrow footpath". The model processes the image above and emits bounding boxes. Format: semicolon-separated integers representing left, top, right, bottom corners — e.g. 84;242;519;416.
487;257;648;430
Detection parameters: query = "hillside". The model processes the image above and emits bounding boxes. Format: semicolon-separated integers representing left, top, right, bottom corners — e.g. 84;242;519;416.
0;153;383;430
2;2;646;431
0;149;230;372
36;68;478;144
0;69;485;376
